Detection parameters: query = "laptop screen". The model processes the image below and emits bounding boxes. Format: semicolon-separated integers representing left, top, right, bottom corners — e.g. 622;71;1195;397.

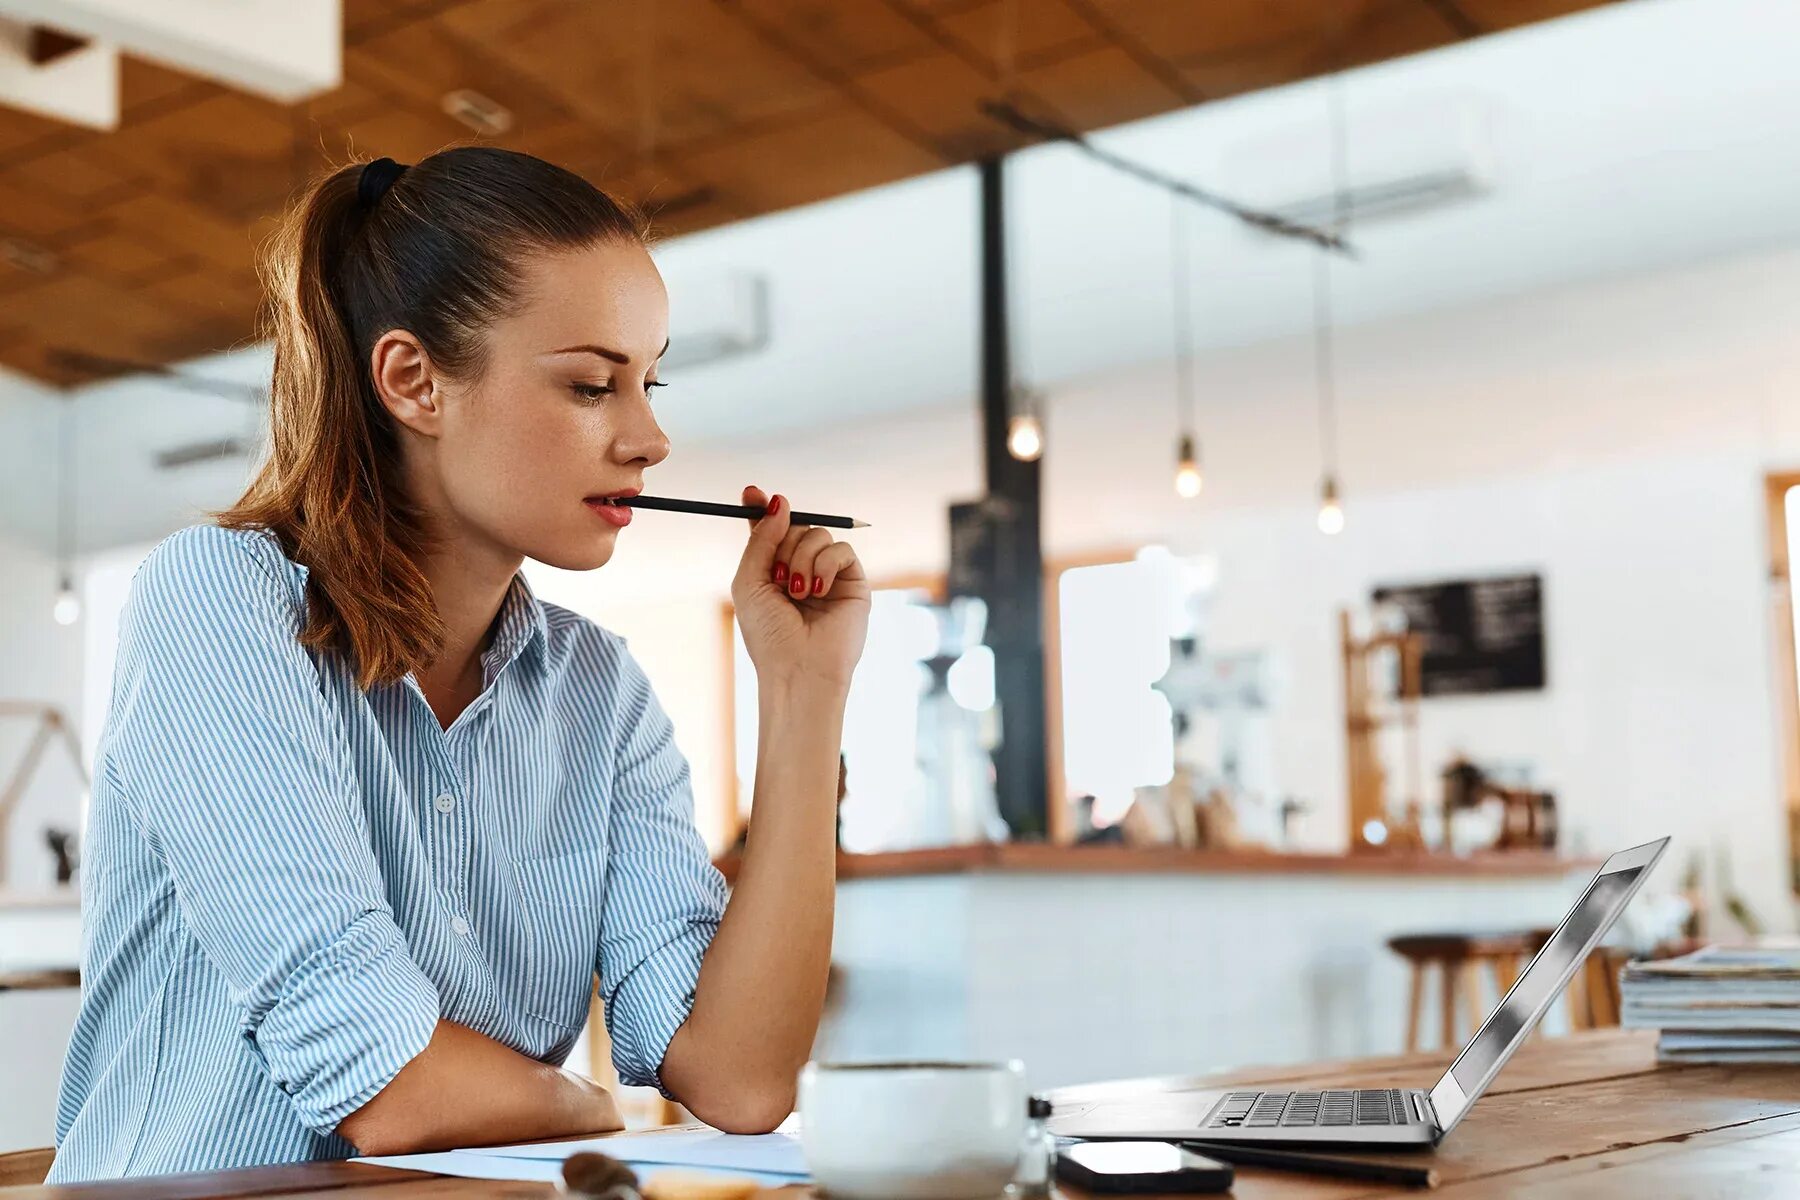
1427;838;1666;1135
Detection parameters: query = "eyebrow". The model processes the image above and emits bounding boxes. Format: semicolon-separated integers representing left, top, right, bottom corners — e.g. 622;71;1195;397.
547;337;671;365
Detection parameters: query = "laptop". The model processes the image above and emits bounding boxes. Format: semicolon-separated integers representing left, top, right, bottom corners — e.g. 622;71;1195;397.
1049;837;1668;1149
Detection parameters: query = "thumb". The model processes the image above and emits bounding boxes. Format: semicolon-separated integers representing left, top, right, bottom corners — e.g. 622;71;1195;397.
734;486;790;584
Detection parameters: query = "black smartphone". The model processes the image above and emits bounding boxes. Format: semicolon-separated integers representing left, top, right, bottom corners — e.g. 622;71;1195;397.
1055;1141;1234;1193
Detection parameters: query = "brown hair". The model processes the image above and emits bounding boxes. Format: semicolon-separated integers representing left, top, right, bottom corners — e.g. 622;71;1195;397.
220;146;644;689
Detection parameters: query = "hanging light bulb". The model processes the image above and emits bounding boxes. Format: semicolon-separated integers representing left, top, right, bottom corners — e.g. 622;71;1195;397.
1006;411;1043;462
1317;475;1345;536
53;573;81;626
1174;434;1203;499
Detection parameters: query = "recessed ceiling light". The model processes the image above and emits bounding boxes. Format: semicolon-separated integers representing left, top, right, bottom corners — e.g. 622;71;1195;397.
441;88;513;136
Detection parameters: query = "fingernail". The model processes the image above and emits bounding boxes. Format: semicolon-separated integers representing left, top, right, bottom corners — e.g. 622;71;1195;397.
773;562;788;584
791;574;806;595
813;575;826;596
767;495;782;516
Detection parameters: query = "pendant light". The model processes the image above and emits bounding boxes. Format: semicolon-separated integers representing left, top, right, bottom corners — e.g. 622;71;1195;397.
1313;74;1350;537
1006;400;1044;462
52;395;81;625
1001;4;1044;472
1170;196;1203;499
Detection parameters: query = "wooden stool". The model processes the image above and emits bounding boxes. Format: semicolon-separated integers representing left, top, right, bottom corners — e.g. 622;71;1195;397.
1387;931;1545;1052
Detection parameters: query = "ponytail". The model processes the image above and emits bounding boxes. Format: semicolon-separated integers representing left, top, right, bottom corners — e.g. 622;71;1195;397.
219;147;644;689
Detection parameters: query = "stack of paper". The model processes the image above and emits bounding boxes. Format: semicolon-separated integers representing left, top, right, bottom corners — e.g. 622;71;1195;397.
1621;939;1800;1063
355;1128;809;1187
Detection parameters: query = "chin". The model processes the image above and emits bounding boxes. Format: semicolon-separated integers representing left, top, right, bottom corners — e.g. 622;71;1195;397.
529;531;618;573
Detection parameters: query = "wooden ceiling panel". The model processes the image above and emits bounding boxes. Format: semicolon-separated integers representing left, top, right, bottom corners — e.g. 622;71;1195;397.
1018;42;1190;132
673;105;941;213
0;104;69;161
921;0;1107;73
321;107;479;167
731;0;939;75
1081;0;1347;84
60;227;186;285
1451;0;1621;31
0;0;1628;383
345;0;460;40
853;48;1016;160
5;272;217;363
98;92;304;224
9;144;146;210
0;177;95;243
96;193;259;273
119;57;207;118
346;18;587;142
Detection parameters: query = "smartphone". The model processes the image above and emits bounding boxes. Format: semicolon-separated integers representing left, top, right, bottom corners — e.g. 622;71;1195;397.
1055;1141;1234;1193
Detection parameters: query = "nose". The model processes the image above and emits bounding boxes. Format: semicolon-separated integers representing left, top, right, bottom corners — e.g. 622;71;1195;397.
614;390;671;468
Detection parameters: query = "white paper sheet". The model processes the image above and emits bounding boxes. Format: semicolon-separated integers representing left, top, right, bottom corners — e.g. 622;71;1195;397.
473;1129;807;1177
356;1152;568;1182
355;1148;807;1188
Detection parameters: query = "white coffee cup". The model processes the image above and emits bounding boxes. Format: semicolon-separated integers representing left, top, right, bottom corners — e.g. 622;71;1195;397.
798;1060;1028;1200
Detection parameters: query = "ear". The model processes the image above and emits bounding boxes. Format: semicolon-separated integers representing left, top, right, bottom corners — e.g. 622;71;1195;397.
370;330;441;437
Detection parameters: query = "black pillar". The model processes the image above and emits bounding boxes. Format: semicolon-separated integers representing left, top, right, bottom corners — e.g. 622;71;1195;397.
977;157;1048;839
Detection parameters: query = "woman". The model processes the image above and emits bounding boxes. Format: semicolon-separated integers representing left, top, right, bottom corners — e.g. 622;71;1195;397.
47;148;868;1182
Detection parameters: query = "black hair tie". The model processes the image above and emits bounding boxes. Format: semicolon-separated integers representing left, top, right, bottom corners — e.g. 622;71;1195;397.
357;157;409;208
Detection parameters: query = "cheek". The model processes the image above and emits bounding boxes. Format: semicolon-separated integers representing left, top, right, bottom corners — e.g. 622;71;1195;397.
437;390;616;547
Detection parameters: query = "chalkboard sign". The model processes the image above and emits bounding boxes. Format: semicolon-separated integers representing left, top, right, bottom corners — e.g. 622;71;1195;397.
1371;573;1546;696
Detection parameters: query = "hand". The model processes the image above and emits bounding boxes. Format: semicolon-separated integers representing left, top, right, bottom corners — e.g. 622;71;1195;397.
732;485;870;695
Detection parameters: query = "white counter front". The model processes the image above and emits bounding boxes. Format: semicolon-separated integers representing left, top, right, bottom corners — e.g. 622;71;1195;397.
805;849;1595;1091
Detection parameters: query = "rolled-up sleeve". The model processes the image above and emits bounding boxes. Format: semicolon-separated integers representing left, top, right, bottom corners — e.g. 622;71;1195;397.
109;527;439;1135
597;643;728;1095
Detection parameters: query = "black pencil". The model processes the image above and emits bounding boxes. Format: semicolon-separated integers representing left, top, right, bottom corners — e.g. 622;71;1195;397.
616;495;868;529
1181;1142;1438;1189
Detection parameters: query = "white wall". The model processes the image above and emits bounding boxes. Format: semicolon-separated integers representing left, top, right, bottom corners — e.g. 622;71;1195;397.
0;535;86;890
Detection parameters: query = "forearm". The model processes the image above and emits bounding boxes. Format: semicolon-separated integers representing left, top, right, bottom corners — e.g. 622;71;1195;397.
661;681;845;1131
337;1019;621;1155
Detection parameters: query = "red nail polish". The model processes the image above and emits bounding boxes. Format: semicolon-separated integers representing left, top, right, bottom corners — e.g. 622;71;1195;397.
767;495;782;516
791;574;806;595
774;562;788;584
813;575;826;596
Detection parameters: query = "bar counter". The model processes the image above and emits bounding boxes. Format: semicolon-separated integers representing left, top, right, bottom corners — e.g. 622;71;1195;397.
716;842;1589;882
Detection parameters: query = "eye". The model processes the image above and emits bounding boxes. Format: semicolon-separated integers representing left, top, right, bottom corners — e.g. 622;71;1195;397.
647;381;667;397
571;382;613;404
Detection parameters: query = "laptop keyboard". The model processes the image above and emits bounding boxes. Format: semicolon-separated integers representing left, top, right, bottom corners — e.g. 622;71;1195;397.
1205;1089;1414;1129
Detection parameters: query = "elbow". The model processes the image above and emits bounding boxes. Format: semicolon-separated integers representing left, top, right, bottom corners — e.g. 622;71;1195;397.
685;1081;796;1135
337;1107;436;1158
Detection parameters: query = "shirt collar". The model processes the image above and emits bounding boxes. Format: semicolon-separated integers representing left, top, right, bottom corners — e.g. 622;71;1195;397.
482;570;549;673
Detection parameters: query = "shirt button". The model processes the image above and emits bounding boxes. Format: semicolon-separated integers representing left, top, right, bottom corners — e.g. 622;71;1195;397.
451;916;471;936
434;793;457;814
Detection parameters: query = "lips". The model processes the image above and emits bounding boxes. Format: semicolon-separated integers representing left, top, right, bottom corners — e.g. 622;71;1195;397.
585;498;633;528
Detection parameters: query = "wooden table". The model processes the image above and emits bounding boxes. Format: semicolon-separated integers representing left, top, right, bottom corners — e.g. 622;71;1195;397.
9;1030;1800;1198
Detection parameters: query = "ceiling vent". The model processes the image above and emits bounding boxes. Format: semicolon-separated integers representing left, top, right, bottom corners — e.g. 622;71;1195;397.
661;270;770;372
1221;93;1498;233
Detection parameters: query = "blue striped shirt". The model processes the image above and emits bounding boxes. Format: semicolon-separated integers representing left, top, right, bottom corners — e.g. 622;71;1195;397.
48;524;727;1182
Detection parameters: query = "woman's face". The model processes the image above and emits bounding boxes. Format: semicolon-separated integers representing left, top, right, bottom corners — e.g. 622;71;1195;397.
400;237;672;573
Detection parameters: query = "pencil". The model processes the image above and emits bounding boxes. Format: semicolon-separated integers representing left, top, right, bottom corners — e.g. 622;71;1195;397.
1181;1142;1438;1189
616;495;869;529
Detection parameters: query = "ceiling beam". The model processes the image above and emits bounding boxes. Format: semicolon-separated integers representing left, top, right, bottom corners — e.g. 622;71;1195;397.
0;16;116;129
0;0;340;103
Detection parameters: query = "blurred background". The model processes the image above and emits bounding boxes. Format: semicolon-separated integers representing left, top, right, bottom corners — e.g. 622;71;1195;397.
3;0;1799;1147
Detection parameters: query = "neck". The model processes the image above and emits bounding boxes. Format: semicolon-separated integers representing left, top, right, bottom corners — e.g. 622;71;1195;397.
416;532;523;700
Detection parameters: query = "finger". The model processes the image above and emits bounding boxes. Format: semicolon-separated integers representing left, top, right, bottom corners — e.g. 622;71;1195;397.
808;541;859;598
742;484;769;530
733;487;789;586
773;524;810;587
784;527;834;600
